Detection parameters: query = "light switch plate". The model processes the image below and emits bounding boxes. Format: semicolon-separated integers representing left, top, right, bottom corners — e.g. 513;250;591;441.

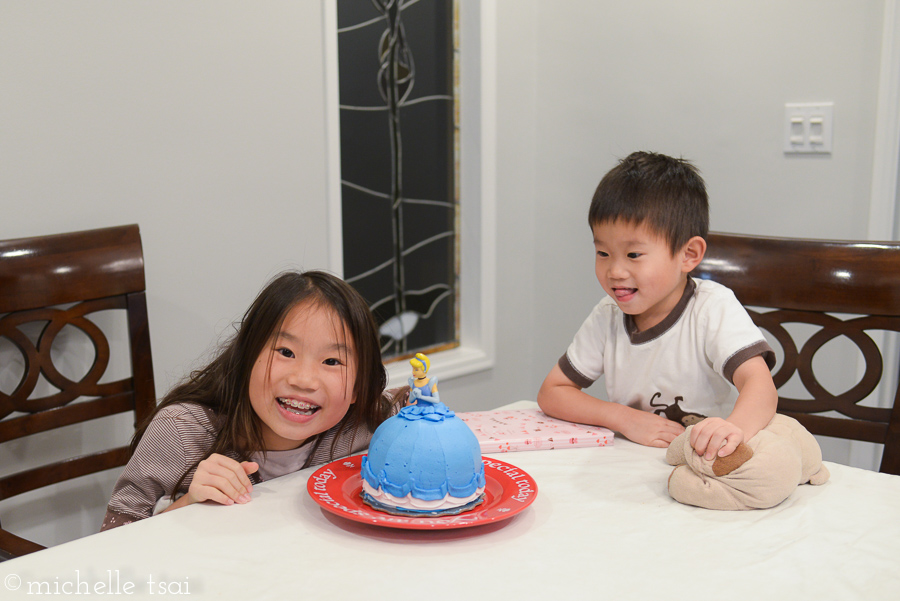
784;102;833;154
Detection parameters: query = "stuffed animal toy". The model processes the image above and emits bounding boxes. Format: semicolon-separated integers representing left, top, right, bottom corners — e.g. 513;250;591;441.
666;414;830;510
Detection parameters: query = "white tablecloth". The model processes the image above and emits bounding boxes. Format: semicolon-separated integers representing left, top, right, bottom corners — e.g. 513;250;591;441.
2;402;899;600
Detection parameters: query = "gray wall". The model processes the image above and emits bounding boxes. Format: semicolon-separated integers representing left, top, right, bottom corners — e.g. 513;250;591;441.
0;0;890;546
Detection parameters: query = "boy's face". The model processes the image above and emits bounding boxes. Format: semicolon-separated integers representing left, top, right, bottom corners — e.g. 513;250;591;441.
592;219;697;332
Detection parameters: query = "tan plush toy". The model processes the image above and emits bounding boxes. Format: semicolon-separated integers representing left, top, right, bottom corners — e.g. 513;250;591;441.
666;414;830;510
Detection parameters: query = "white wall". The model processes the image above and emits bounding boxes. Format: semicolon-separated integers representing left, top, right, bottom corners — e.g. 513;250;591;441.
0;0;336;547
0;0;890;547
526;0;884;386
2;0;337;388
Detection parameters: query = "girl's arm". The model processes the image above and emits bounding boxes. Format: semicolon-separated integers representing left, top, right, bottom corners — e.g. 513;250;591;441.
690;355;778;459
101;404;216;531
162;455;258;512
537;364;684;448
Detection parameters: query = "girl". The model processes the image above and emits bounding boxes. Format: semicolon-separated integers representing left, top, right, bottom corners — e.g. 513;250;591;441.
102;270;400;530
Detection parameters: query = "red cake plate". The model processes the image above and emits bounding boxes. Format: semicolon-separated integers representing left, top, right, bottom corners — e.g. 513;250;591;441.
307;455;537;530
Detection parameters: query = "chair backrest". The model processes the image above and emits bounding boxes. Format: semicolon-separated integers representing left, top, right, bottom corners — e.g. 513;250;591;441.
0;224;156;558
692;232;900;475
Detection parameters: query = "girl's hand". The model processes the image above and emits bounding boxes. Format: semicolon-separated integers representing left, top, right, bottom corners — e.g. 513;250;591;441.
185;454;259;507
690;417;743;460
618;408;685;448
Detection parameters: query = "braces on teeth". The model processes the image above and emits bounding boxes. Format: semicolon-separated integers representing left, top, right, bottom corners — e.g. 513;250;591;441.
278;398;318;413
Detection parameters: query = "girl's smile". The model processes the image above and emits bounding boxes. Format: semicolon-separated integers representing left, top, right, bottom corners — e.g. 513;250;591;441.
275;397;321;419
248;300;357;450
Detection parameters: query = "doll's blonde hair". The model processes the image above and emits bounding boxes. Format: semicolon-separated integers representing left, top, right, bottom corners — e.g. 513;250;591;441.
410;352;430;373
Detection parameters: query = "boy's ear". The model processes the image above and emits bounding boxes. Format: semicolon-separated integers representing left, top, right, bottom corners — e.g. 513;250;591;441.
680;236;707;272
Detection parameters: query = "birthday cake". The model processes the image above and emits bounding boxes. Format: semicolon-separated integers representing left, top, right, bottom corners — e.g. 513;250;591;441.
360;353;486;516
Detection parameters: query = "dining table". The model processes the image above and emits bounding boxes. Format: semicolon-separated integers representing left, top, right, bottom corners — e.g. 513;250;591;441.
2;401;899;600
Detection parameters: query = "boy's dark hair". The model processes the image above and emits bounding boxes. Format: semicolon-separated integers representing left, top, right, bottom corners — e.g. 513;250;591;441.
588;151;709;253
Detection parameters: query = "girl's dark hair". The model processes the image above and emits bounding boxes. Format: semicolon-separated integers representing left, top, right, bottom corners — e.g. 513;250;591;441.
588;151;709;253
132;270;389;493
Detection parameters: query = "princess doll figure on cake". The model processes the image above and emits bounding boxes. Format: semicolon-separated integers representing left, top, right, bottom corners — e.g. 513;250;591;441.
405;353;450;421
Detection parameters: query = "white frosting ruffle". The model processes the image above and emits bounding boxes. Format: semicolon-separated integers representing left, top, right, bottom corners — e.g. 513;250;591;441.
361;480;485;511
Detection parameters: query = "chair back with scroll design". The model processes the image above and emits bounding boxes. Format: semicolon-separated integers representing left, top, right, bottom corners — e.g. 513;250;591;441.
0;224;156;559
692;232;900;475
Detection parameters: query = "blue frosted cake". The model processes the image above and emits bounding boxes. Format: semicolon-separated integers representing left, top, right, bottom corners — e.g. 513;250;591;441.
360;354;486;516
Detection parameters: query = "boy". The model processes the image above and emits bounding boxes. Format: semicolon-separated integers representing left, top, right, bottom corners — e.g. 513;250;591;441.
537;152;777;459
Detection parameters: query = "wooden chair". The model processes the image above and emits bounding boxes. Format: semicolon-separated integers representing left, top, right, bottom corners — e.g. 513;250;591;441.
0;224;156;559
692;232;900;475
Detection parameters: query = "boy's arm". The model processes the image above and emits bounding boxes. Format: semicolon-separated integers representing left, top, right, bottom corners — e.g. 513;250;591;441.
537;364;685;448
690;355;778;459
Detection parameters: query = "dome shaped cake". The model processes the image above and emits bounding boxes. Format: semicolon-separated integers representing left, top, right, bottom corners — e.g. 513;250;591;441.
360;354;485;516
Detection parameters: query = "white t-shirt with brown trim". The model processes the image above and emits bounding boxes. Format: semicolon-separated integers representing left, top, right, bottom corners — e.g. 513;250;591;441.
559;278;774;423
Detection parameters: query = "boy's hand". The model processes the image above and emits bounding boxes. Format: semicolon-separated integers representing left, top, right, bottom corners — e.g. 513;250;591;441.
185;454;258;507
618;408;685;448
690;417;743;459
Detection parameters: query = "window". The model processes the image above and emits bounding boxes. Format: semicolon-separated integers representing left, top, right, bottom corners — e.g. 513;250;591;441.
324;0;496;386
336;0;458;360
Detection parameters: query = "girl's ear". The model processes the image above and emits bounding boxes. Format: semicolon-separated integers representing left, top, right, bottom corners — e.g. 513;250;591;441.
681;236;707;272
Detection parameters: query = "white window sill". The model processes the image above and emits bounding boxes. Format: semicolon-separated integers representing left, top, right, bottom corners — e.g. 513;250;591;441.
385;345;494;389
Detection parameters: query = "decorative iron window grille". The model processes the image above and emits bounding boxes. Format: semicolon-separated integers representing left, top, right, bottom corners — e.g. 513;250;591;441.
336;0;459;361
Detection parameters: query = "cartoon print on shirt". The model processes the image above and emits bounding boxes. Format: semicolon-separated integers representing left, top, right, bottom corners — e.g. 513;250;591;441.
649;392;706;427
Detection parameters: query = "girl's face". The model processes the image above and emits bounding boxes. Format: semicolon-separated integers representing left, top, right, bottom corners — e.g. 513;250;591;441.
248;300;357;451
